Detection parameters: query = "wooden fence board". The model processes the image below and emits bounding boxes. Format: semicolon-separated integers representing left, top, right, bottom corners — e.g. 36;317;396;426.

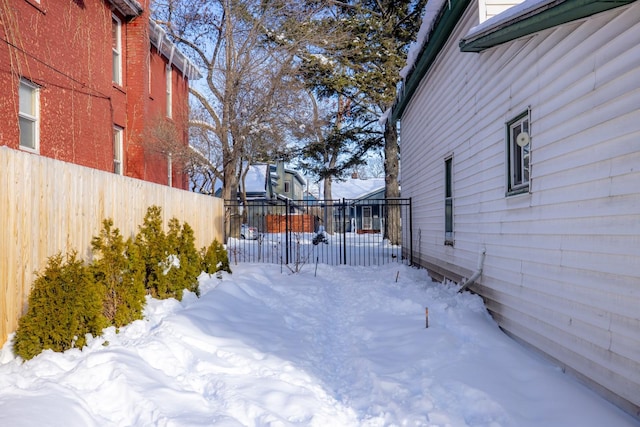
0;147;224;346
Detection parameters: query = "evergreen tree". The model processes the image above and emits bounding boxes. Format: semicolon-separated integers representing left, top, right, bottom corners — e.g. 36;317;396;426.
299;0;425;243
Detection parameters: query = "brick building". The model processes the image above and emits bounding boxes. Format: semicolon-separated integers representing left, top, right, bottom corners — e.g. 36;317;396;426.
0;0;200;189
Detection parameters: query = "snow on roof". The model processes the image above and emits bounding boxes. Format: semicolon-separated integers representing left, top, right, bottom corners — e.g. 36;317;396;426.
328;178;385;200
402;0;551;73
399;0;450;79
150;21;202;80
109;0;143;18
464;0;555;39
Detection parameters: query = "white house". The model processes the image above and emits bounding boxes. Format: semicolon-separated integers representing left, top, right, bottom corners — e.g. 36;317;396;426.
393;0;639;417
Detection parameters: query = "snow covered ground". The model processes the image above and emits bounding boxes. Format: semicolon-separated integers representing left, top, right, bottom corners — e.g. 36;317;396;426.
0;263;638;427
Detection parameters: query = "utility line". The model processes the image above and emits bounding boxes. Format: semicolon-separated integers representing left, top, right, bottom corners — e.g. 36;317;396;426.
0;35;111;100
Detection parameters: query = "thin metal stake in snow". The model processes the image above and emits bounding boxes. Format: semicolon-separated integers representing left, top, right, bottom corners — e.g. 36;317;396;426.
314;256;319;277
395;271;400;282
425;307;429;328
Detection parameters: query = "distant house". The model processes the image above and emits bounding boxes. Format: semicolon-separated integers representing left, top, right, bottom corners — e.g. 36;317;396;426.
328;176;386;233
241;162;306;206
393;0;639;417
235;162;309;232
0;0;200;189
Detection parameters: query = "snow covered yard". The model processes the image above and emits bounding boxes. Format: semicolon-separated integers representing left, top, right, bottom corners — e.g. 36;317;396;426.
0;263;637;427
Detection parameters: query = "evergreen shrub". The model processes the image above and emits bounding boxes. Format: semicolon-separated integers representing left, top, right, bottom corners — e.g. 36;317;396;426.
13;252;107;360
13;205;217;360
174;221;202;297
134;206;171;299
90;219;146;327
134;206;204;300
201;239;231;275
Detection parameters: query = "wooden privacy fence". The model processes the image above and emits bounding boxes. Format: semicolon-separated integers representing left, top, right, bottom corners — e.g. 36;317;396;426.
266;214;315;233
0;147;224;346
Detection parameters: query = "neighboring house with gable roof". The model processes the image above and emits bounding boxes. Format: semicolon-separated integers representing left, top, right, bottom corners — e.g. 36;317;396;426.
240;162;306;206
0;0;200;189
393;0;639;416
231;162;308;232
328;175;386;233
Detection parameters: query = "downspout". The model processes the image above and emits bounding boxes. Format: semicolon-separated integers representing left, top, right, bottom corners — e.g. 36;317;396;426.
458;247;486;293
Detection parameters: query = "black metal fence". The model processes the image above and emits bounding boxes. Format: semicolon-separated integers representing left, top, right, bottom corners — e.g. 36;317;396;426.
224;198;412;267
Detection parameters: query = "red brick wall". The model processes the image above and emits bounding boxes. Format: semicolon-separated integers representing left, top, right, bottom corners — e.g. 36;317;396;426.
0;0;191;190
0;1;114;170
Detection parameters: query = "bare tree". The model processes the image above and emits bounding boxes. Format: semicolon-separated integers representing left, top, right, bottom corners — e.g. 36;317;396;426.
152;0;325;237
138;110;192;187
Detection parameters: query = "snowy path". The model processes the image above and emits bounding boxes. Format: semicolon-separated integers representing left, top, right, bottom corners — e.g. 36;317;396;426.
0;263;638;427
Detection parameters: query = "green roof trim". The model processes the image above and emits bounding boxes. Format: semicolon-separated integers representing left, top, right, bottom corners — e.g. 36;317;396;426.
392;0;472;121
392;0;636;121
460;0;636;52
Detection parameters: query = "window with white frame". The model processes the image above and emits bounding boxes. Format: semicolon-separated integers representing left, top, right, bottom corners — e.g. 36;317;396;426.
19;79;39;152
112;15;122;85
444;156;454;245
506;111;530;194
362;206;373;230
284;180;291;194
113;126;123;175
166;65;172;118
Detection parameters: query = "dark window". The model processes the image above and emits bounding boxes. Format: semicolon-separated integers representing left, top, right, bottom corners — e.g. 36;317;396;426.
507;112;530;195
445;157;453;245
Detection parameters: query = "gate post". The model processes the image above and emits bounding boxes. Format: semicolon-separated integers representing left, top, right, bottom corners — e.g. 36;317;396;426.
342;198;347;265
285;199;289;265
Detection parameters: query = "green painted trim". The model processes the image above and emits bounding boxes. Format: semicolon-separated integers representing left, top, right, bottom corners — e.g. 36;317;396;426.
392;0;472;121
460;0;636;52
393;0;636;121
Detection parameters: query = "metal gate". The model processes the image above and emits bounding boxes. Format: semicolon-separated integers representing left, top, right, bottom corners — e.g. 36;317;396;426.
224;198;412;267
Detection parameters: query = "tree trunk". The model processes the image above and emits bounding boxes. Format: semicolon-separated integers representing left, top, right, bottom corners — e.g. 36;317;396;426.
384;120;401;245
222;159;240;242
323;175;333;235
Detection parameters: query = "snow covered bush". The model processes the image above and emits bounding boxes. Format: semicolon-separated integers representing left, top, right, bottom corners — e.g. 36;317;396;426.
13;252;107;360
134;206;202;300
201;239;231;276
134;206;174;299
166;218;202;297
90;219;146;328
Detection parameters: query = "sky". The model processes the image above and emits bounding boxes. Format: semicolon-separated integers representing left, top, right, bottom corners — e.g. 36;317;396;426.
0;255;638;426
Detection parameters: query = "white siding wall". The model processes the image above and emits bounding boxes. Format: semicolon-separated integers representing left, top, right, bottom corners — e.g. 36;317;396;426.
401;1;640;415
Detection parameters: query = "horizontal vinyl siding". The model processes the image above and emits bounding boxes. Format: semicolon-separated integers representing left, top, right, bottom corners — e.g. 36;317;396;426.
401;0;640;415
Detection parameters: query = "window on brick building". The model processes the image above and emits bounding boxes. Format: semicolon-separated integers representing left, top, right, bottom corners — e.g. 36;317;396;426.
19;79;39;152
166;65;172;118
112;15;122;85
113;126;123;175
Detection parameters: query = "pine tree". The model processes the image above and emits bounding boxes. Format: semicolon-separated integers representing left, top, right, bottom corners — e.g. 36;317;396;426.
299;0;426;244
